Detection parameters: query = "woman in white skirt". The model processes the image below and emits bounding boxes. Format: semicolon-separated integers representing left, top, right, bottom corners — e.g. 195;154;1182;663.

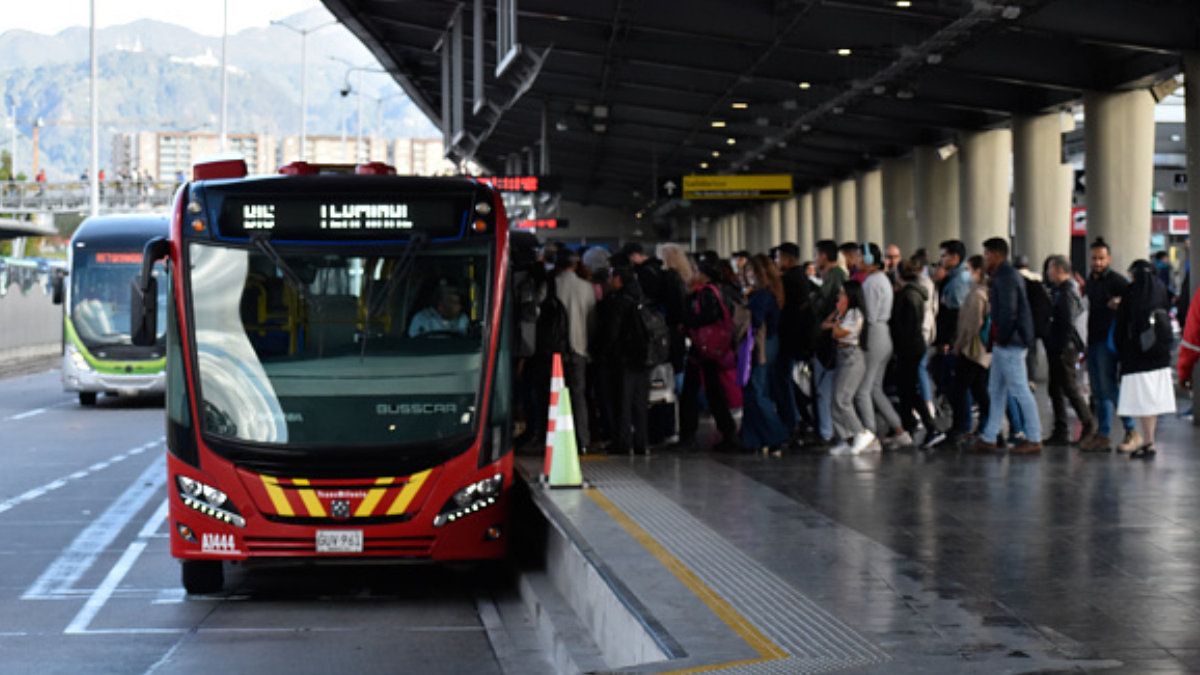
1114;260;1175;458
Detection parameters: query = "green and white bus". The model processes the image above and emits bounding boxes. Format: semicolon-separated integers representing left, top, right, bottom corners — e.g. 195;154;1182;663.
55;214;169;405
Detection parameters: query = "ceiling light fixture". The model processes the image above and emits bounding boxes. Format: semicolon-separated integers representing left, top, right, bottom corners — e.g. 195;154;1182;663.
895;0;912;7
732;102;748;109
712;151;720;157
799;82;812;90
727;138;737;145
712;121;726;128
700;162;709;169
837;48;852;56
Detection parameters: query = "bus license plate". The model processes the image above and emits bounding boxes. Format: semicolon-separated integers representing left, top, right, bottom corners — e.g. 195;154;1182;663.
316;530;363;553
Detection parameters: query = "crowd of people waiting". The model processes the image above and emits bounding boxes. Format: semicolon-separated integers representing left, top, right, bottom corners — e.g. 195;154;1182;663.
511;231;1190;459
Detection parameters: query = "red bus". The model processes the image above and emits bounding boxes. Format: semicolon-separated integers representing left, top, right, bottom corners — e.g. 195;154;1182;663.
132;159;514;593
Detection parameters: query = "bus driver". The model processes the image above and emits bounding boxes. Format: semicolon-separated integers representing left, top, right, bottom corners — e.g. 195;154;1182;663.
408;285;468;337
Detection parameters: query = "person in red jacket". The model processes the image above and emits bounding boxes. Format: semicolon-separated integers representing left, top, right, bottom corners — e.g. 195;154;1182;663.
1178;294;1200;389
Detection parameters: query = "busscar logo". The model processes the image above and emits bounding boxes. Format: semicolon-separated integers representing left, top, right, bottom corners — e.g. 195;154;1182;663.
376;403;458;415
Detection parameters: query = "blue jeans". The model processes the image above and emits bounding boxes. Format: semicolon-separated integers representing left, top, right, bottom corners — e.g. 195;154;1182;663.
1086;346;1133;437
917;350;933;404
982;346;1041;444
814;359;835;440
772;354;802;432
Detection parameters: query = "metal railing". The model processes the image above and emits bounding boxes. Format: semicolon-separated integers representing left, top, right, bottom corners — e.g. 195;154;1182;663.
0;181;180;215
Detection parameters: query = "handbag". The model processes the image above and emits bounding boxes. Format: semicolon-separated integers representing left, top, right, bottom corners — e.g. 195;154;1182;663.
736;324;754;388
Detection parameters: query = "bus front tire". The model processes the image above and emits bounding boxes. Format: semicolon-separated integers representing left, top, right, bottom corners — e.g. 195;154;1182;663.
79;392;97;406
181;560;224;594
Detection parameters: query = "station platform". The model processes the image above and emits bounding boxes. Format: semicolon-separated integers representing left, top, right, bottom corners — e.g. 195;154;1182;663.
513;406;1199;675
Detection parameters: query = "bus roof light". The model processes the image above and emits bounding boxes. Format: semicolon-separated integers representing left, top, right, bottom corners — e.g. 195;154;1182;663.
355;162;397;175
193;158;248;181
279;161;321;175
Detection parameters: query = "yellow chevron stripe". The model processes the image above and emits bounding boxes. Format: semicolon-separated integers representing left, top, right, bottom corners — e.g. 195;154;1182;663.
291;478;327;517
261;476;295;517
355;477;396;517
387;470;432;515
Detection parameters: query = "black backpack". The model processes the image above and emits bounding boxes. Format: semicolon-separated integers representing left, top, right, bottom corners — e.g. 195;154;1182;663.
1026;278;1052;340
630;302;671;368
513;269;541;358
535;277;571;357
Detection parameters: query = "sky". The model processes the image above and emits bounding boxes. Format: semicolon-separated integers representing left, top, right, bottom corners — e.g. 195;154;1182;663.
5;0;327;37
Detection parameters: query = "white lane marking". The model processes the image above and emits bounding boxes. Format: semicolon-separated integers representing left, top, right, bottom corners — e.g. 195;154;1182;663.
22;454;166;600
0;400;73;423
64;500;168;634
64;541;148;634
0;438;163;517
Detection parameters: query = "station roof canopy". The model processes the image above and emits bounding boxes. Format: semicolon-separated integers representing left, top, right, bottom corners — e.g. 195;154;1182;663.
322;0;1200;211
0;218;56;240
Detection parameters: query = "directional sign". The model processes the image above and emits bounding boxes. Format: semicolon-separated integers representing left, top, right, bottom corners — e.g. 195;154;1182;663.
658;176;683;199
683;174;792;200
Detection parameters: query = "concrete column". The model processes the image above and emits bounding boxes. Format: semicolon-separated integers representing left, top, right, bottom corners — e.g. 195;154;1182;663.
882;156;917;256
768;201;784;251
1014;113;1073;269
856;168;884;247
798;192;816;259
959;128;1012;255
1084;89;1156;274
834;178;857;244
735;212;747;252
814;185;835;241
1186;53;1200;424
915;145;961;253
782;197;799;246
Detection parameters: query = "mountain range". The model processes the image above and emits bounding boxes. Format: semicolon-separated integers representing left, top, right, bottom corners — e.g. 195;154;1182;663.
0;7;439;180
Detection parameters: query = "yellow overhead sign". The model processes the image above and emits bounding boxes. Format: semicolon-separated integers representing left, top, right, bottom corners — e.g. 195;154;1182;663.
683;174;793;200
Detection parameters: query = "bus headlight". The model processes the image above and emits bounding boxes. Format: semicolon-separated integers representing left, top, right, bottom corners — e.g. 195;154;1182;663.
68;344;93;373
433;474;503;527
176;475;245;528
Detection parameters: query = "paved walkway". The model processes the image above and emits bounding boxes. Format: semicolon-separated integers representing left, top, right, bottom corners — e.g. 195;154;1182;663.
537;393;1199;674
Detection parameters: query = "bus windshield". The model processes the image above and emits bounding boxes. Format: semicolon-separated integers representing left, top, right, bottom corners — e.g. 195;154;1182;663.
188;239;491;448
71;250;167;354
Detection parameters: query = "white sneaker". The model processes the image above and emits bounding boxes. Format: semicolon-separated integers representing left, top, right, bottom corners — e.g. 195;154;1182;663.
830;440;852;455
892;431;914;448
850;430;878;454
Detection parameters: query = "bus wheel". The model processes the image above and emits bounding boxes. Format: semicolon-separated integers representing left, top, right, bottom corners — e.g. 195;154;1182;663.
79;392;97;406
181;560;224;594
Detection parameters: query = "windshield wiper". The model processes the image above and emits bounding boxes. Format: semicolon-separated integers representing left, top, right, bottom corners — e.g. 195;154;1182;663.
360;231;428;360
250;233;316;309
250;233;333;356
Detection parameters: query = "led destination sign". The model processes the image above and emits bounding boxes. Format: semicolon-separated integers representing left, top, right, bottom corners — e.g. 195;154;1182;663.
217;196;470;241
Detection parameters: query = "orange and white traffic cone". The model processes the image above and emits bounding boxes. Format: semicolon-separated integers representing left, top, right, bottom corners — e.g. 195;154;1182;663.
542;353;564;480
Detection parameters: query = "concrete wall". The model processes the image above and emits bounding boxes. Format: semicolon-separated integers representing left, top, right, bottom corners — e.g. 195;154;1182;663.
0;263;61;368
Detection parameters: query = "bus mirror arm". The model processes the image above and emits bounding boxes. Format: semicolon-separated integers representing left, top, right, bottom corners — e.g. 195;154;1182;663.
51;269;67;305
131;237;170;347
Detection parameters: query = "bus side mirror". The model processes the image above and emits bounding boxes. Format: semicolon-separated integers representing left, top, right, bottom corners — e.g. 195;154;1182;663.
51;270;66;305
131;275;158;346
131;237;170;347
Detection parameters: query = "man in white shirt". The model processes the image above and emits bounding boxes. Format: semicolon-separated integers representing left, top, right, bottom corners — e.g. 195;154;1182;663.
554;249;598;451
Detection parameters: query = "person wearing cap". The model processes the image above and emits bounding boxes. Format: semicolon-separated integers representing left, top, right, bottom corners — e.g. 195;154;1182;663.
620;242;663;307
